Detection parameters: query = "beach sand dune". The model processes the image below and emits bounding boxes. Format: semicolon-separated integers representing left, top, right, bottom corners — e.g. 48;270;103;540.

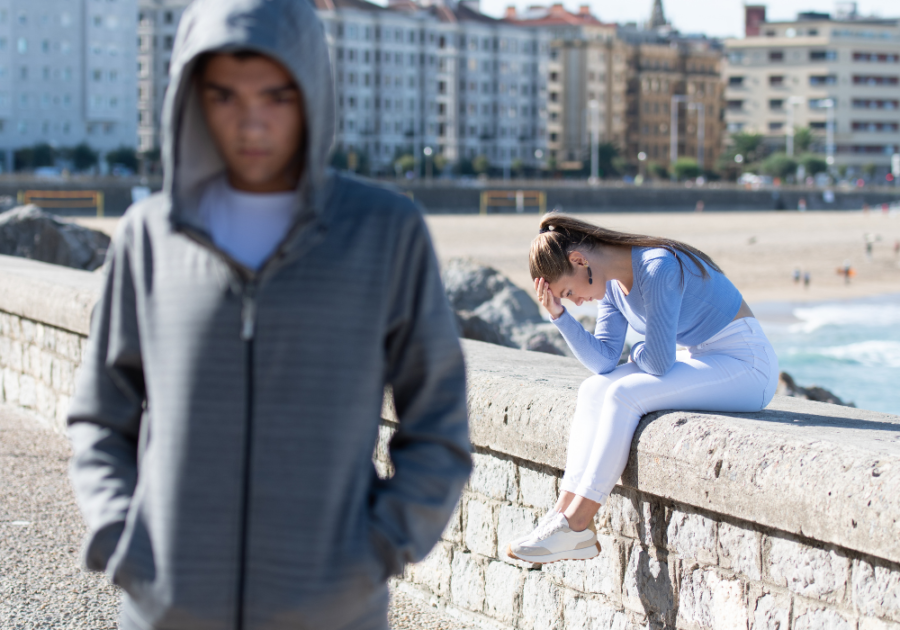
424;210;900;307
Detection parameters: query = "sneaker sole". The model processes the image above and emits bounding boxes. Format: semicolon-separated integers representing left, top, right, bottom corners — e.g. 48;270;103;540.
506;541;601;564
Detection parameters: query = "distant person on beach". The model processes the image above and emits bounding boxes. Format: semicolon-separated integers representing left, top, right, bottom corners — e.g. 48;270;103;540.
804;271;811;288
65;1;470;628
793;268;801;283
840;260;854;284
504;214;779;564
894;239;899;257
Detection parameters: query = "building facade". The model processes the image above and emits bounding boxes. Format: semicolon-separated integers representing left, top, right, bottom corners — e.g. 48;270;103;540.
723;4;900;176
314;0;550;176
137;0;190;155
0;0;138;170
508;3;724;174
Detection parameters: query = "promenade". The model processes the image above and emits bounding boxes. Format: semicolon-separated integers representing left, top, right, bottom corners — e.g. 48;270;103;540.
0;404;472;630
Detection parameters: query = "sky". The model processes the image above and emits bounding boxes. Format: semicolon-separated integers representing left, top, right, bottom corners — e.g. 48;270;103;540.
476;0;900;39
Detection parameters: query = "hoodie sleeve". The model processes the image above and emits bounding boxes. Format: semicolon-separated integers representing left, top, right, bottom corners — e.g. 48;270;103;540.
67;220;145;572
368;207;472;579
551;295;628;374
630;256;684;376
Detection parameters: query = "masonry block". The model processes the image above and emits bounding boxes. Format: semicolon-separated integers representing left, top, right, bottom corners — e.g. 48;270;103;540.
3;367;19;404
19;374;35;408
766;536;848;603
522;572;562;630
623;542;674;617
56;394;71;430
464;497;497;558
853;558;900;623
583;534;625;600
496;504;535;557
36;381;56;420
792;605;854;630
519;466;557;510
678;565;748;630
442;500;462;544
719;521;762;581
450;551;485;613
0;336;10;368
469;452;517;502
21;319;35;343
642;498;667;548
484;560;523;623
860;618;900;630
41;325;56;352
608;491;641;540
40;351;53;385
27;344;41;379
407;541;452;597
748;586;790;630
563;592;633;630
9;339;23;372
668;509;718;565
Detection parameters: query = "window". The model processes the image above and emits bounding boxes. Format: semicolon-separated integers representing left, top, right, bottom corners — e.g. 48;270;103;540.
769;75;785;86
17;38;26;54
809;50;837;61
809;74;837;86
727;51;743;64
852;121;899;132
769;51;784;61
768;121;784;132
164;11;174;24
93;69;102;82
809;121;827;129
853;52;900;63
769;99;785;110
728;76;744;86
853;75;899;86
809;98;835;109
852;99;898;110
727;122;745;133
726;99;744;111
164;36;173;50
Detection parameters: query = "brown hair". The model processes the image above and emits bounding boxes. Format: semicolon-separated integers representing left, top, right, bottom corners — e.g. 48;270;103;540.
529;213;722;283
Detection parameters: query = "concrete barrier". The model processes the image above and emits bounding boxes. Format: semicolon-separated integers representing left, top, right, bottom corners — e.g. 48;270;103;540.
2;254;899;629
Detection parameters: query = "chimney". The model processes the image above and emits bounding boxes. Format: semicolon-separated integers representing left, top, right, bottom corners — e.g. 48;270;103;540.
745;5;766;37
578;4;591;15
549;3;565;14
505;5;517;18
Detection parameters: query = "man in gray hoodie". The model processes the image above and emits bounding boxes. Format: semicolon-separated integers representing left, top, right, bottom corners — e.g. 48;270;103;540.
66;1;471;628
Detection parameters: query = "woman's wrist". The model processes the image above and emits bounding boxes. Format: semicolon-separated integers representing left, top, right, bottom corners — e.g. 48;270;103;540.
550;307;566;321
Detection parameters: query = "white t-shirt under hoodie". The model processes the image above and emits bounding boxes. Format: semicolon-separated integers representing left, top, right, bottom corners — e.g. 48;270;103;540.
198;174;297;271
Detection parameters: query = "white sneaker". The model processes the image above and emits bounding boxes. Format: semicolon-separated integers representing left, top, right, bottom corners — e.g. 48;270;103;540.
506;508;559;549
506;513;600;564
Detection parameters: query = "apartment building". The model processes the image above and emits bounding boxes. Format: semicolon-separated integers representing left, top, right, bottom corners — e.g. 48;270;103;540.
0;0;138;169
137;0;190;154
723;3;900;175
509;3;724;172
313;0;550;175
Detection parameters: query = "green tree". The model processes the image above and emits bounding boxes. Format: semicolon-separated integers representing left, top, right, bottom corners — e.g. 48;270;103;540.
394;154;415;175
472;155;490;175
329;148;348;170
673;158;701;180
70;143;99;172
647;162;668;180
731;131;766;163
140;148;162;174
455;157;475;176
14;143;56;171
761;153;798;179
511;158;524;177
433;155;448;174
792;127;816;154
106;146;138;172
862;163;877;179
799;153;827;176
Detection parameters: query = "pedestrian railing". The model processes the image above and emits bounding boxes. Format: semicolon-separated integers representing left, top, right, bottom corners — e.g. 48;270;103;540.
479;190;546;215
17;190;105;217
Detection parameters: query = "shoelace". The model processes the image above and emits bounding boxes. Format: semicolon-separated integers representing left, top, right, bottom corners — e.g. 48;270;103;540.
527;513;566;542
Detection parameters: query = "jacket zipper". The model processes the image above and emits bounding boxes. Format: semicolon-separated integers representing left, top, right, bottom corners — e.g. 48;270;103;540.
235;290;256;630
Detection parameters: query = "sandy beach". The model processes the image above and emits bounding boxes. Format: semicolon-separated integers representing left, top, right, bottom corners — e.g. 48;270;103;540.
74;209;900;308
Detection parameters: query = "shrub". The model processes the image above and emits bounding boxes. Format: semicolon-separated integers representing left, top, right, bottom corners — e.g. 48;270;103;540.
673;158;701;180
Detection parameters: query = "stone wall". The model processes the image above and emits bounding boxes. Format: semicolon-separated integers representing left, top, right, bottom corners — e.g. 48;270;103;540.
2;253;899;630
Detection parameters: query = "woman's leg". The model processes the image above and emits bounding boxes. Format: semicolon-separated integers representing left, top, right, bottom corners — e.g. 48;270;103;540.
565;341;776;531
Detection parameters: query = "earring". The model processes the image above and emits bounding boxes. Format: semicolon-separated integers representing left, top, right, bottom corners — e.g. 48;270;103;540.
586;266;593;285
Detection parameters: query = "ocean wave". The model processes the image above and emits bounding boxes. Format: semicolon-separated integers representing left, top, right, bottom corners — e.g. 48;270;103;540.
818;341;900;369
790;302;900;333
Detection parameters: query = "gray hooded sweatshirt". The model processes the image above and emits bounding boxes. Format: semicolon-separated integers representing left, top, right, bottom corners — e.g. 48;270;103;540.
66;1;471;628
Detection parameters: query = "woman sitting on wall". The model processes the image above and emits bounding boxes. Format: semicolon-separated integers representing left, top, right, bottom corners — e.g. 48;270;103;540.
506;213;779;564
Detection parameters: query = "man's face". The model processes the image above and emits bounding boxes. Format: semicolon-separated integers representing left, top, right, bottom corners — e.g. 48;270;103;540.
199;54;305;193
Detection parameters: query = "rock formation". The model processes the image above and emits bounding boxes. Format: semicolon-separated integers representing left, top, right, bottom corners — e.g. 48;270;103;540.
777;371;854;407
0;205;110;271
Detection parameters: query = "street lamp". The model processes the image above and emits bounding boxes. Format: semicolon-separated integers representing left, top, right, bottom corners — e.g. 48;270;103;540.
588;100;600;185
637;151;647;181
822;99;836;167
423;145;433;180
786;95;805;157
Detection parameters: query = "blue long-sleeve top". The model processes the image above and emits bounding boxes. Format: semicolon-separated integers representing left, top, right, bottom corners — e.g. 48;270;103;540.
551;247;743;376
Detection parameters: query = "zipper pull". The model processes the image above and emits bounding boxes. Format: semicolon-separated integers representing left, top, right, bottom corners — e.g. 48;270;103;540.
241;296;257;341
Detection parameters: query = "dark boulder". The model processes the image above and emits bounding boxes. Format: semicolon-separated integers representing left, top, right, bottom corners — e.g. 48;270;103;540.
455;310;513;347
0;205;110;271
777;371;854;407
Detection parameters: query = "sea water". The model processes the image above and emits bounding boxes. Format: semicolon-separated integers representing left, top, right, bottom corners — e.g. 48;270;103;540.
754;294;900;416
563;293;900;416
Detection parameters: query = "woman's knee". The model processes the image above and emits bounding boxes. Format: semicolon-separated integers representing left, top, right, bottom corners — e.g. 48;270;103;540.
578;374;615;402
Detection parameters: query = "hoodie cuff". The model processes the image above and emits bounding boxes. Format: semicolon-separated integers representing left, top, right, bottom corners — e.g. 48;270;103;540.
83;521;126;572
629;341;645;364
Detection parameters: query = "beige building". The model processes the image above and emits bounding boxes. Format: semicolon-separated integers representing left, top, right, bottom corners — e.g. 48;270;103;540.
508;3;724;173
723;4;900;176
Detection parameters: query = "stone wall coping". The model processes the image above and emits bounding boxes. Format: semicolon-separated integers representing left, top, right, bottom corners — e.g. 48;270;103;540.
0;255;102;336
2;255;898;565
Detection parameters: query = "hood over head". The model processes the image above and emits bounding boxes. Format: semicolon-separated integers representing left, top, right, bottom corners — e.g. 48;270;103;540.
161;0;335;230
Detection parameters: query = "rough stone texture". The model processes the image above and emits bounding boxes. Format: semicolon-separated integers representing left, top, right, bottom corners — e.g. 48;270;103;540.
522;572;562;630
484;561;522;624
449;552;485;614
860;619;900;630
468;452;517;503
463;498;496;559
0;206;110;271
720;521;762;581
793;606;855;630
622;542;674;617
667;509;718;564
766;536;849;603
519;465;557;511
853;558;900;623
407;542;453;599
750;589;791;630
678;566;748;630
563;592;634;630
496;505;536;560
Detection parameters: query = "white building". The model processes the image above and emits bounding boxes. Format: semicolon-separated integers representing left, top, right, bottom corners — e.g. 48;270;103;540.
723;3;900;176
137;0;190;155
0;0;138;170
313;0;551;175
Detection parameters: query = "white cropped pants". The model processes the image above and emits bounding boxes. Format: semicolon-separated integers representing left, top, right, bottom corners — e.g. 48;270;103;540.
561;318;779;504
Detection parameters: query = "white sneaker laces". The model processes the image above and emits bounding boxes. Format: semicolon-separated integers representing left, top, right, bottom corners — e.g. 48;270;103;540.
528;513;566;541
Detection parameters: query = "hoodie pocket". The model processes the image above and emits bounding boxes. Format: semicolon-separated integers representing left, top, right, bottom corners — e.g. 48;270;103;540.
106;485;157;596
